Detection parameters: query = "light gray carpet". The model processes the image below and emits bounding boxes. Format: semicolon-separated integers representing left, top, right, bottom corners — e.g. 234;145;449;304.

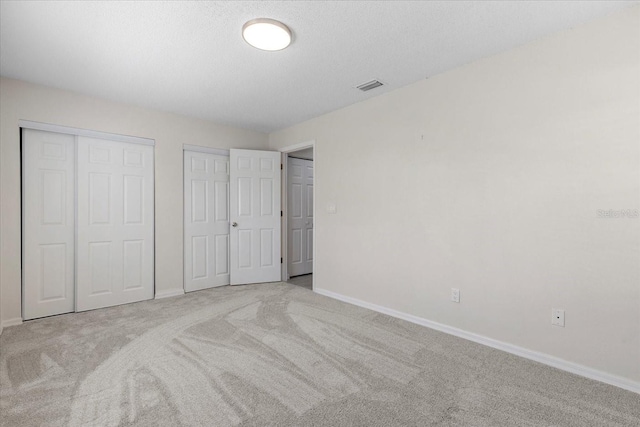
287;274;313;290
1;282;639;426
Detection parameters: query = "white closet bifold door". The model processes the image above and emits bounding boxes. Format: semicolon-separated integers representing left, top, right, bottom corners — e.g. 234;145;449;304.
76;137;154;311
184;151;230;292
22;130;76;320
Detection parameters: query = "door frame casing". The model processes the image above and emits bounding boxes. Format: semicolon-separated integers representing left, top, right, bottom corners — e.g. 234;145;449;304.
278;140;315;287
19;120;155;146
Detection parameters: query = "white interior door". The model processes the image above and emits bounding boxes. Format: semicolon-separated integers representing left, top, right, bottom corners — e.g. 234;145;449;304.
229;149;281;285
287;157;313;277
76;137;154;311
22;129;75;320
184;151;230;292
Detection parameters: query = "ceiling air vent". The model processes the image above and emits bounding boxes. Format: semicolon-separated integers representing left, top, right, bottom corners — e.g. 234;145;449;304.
356;80;383;92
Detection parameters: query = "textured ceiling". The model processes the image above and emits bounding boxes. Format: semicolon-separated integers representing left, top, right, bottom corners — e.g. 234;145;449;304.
0;1;635;133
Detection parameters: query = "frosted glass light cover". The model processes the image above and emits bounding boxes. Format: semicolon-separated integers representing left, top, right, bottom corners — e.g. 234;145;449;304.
242;18;291;51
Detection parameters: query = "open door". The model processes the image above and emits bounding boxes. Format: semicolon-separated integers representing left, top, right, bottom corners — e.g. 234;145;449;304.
229;149;281;285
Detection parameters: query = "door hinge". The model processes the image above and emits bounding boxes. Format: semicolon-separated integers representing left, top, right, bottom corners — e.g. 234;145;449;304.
281;164;283;170
281;210;283;217
281;257;283;264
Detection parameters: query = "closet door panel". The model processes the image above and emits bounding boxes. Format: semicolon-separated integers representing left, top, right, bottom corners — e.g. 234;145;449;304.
22;130;75;320
76;137;154;311
184;151;230;292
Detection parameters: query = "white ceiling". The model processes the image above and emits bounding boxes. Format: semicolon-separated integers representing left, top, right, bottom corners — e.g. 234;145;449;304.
0;1;635;133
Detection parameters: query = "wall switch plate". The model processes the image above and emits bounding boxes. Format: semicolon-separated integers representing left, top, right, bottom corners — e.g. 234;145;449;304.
552;309;565;327
326;203;337;214
451;288;460;303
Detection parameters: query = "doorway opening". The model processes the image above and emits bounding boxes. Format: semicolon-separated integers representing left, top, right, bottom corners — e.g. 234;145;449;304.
279;142;315;291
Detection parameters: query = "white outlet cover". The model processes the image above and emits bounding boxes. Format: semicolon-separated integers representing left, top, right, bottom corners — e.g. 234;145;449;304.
451;288;460;303
552;309;565;327
327;203;337;214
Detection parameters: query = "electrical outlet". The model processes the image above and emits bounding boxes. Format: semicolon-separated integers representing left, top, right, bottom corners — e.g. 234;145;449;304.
451;288;460;303
552;309;565;327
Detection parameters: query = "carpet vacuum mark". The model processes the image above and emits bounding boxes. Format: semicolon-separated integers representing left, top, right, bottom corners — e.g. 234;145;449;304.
1;283;639;426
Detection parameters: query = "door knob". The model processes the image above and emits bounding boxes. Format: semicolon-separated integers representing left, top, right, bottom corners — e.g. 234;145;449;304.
232;222;238;227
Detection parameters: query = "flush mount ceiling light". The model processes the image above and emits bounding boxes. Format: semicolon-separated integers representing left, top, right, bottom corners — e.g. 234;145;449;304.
242;18;291;51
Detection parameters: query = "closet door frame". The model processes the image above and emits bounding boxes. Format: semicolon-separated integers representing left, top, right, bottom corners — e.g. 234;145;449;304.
19;121;155;147
20;120;155;320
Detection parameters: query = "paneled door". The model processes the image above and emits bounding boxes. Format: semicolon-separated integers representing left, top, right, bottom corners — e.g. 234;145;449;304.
184;151;230;292
287;157;313;277
76;137;154;311
229;149;281;285
22;129;76;320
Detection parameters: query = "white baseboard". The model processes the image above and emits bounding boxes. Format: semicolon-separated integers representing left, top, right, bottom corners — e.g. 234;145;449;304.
1;317;24;330
313;288;640;395
154;288;185;300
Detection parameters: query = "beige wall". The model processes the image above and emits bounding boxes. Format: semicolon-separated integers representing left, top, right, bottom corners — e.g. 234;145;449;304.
0;77;268;324
270;7;640;382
